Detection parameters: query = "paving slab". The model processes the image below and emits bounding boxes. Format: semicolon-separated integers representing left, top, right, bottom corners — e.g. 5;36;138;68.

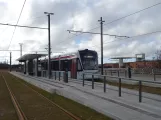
11;72;161;120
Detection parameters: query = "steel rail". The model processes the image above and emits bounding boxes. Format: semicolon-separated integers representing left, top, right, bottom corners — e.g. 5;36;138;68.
2;75;27;120
11;75;81;120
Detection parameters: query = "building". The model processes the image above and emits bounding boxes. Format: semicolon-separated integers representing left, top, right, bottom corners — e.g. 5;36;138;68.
127;60;161;68
102;63;119;68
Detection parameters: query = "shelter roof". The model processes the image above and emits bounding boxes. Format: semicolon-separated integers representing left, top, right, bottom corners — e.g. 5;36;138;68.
17;54;47;62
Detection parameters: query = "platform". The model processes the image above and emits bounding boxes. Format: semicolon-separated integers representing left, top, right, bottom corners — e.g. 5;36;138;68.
11;72;161;120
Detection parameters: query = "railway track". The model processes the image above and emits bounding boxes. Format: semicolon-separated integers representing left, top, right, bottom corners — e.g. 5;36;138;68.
2;75;27;120
1;72;81;120
0;73;17;120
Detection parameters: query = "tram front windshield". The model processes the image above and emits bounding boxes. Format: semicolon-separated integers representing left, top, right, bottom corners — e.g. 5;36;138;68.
79;50;98;70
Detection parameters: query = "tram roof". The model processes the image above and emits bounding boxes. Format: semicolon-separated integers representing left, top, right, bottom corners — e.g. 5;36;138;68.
17;54;47;62
39;49;97;61
50;49;96;58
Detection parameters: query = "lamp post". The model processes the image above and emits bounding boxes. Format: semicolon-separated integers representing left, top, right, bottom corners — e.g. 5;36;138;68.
44;12;54;79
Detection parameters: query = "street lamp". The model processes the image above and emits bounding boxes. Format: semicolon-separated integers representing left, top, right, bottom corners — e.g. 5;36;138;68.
44;12;54;79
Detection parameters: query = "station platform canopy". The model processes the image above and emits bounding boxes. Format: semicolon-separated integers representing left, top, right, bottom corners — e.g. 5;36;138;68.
110;56;135;68
17;54;47;62
110;57;134;59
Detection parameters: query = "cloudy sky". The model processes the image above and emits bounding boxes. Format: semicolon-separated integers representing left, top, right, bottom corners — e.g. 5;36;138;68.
0;0;161;64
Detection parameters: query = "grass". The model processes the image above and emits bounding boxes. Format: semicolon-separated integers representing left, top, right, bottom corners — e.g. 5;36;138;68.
4;72;73;120
97;77;161;96
108;81;161;95
6;72;112;120
0;74;18;120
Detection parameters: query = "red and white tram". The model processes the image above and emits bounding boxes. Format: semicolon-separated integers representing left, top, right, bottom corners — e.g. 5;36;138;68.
40;49;99;79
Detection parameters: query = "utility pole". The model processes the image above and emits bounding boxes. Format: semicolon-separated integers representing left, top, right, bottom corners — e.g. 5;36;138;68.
44;12;54;79
68;18;129;75
10;52;12;72
19;43;23;72
98;17;105;75
19;43;23;57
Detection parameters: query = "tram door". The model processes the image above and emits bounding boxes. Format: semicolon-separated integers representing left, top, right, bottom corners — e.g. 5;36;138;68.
71;58;77;79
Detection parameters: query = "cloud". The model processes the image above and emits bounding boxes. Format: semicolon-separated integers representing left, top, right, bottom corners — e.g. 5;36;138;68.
0;0;161;64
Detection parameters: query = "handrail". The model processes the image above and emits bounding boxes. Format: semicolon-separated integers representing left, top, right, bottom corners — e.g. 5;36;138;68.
51;71;68;83
103;68;161;75
83;72;161;103
51;71;65;73
83;73;161;84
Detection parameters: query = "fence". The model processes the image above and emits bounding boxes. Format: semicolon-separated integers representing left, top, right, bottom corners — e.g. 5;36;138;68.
103;68;161;75
41;70;68;82
131;68;161;74
28;69;161;103
103;68;161;81
104;69;128;77
51;71;68;83
83;73;161;103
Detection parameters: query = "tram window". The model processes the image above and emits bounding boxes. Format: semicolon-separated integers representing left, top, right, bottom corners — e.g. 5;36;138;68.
60;60;69;71
56;61;59;70
52;62;54;70
64;60;67;71
53;61;59;70
45;62;48;70
60;60;64;71
51;61;54;70
42;62;47;70
79;50;98;70
41;63;43;70
50;62;52;70
68;60;72;71
40;61;47;70
77;59;82;71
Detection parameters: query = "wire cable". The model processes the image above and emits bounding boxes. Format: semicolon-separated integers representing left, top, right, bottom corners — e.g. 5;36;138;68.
103;2;161;27
0;15;45;26
65;1;161;41
103;30;161;45
0;23;48;29
7;0;27;50
38;2;161;46
84;30;161;49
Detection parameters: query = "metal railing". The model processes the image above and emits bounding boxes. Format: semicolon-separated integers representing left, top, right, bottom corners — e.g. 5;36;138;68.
37;70;161;103
83;73;161;103
103;68;161;81
51;71;68;83
41;70;68;83
131;68;161;74
103;68;161;75
104;69;128;77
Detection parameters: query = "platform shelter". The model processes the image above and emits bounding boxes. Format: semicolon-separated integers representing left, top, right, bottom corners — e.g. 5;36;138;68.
17;54;47;76
111;57;134;68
